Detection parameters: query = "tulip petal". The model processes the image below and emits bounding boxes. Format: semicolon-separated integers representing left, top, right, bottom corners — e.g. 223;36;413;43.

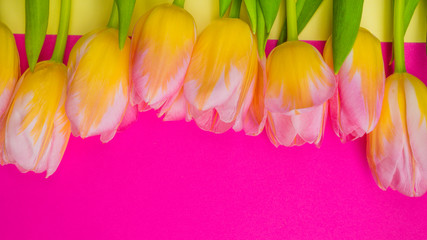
0;22;20;118
367;73;427;196
231;61;257;132
243;58;267;136
118;103;138;131
188;106;234;134
367;77;406;193
130;4;196;111
266;112;297;147
292;103;327;147
330;69;374;142
403;75;427;196
184;18;258;133
266;103;327;147
4;62;67;174
185;63;242;112
35;104;71;177
66;28;130;142
266;41;336;114
325;28;385;142
159;89;187;121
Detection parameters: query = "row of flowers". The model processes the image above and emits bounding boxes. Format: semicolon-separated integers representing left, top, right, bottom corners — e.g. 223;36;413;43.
1;0;426;197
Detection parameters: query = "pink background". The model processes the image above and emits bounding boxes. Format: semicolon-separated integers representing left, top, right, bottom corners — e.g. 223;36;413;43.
0;35;426;239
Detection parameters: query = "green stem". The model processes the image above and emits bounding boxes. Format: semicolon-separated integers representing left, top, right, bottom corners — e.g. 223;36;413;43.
108;1;119;29
173;0;185;8
286;0;298;41
51;0;71;63
25;0;49;71
229;0;242;18
393;0;406;73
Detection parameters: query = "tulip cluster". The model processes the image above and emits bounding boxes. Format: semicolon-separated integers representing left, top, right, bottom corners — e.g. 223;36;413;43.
0;0;426;198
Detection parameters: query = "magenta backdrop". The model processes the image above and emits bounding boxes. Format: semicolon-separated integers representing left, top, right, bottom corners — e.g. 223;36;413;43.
0;35;426;240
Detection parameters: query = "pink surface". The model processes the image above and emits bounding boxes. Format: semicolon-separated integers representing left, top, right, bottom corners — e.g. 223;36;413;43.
0;35;426;239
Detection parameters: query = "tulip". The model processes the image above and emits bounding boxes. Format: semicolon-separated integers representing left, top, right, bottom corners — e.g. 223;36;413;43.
323;28;385;142
367;73;427;197
183;18;258;133
0;61;70;177
265;41;336;147
130;4;196;121
0;22;20;118
66;28;131;143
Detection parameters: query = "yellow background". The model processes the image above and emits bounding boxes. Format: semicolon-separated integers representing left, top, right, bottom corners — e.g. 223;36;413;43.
0;0;425;42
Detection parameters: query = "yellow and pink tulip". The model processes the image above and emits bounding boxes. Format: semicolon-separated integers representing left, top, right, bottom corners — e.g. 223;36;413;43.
367;73;427;197
0;22;20;118
130;4;196;121
66;28;131;143
324;28;385;142
184;18;258;133
0;61;70;177
265;41;336;147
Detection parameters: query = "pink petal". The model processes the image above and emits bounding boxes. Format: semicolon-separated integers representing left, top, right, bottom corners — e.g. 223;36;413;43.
292;103;328;147
266;112;297;147
35;106;71;177
403;76;427;196
159;89;187;121
367;75;418;196
266;103;327;148
243;58;268;136
189;106;234;134
118;103;138;131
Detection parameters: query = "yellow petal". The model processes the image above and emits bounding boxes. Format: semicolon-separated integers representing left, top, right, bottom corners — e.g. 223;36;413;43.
3;61;69;175
0;22;20;117
183;18;257;132
266;41;335;114
130;4;196;110
67;28;130;142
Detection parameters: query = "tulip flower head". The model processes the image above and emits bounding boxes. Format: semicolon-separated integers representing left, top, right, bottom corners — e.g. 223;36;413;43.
367;73;427;197
0;61;70;177
184;18;258;133
66;28;131;143
0;22;20;118
324;28;385;142
265;41;336;147
130;4;196;121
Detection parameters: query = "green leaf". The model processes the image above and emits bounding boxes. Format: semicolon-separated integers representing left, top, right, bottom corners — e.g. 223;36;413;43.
278;0;323;45
229;0;242;18
296;0;306;17
403;0;420;34
259;0;280;33
220;0;233;17
172;0;185;8
256;0;267;58
25;0;49;71
244;0;257;33
115;0;136;50
297;0;322;33
332;0;364;74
